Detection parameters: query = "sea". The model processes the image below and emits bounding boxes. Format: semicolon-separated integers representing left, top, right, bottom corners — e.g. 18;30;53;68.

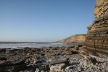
0;42;73;49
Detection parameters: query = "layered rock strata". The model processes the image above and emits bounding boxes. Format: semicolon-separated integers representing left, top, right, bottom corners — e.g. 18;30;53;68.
85;0;108;55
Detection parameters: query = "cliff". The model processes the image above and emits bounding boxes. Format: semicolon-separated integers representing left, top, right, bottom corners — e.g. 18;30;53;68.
85;0;108;56
59;34;86;44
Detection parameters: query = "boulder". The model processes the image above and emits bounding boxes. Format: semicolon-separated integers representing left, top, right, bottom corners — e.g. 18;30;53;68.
80;56;97;67
47;58;69;65
50;63;66;72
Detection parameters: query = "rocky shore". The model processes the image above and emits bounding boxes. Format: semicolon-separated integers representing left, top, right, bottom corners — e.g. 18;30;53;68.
0;0;108;71
0;44;108;72
1;0;108;71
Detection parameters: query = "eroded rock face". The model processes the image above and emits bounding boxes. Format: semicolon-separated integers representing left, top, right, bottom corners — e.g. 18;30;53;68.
93;0;108;19
85;0;108;56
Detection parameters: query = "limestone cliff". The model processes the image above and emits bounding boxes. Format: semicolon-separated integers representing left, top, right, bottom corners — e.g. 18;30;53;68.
85;0;108;55
59;34;86;44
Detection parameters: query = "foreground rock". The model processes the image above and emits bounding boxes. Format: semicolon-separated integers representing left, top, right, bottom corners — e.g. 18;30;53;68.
0;44;108;72
50;63;66;72
0;45;79;72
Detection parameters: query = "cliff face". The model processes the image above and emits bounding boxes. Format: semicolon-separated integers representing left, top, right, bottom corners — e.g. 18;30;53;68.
85;0;108;55
59;34;86;44
93;0;108;19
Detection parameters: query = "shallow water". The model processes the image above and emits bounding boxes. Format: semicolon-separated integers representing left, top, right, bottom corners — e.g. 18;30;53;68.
0;42;73;48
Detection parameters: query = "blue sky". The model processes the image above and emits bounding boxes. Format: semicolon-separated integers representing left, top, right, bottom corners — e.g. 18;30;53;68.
0;0;96;42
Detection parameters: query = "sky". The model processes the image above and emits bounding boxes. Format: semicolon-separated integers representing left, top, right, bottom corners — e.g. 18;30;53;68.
0;0;96;42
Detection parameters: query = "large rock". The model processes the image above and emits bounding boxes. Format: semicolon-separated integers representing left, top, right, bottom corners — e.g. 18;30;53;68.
47;57;69;65
0;55;27;72
50;63;66;72
80;56;97;67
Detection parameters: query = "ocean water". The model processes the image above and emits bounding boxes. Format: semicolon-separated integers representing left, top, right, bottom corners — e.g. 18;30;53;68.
0;42;72;48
